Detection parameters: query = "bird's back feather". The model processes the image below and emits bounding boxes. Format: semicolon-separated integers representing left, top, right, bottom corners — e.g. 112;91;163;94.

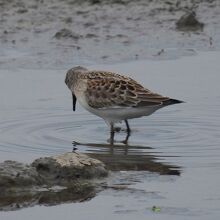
82;71;175;109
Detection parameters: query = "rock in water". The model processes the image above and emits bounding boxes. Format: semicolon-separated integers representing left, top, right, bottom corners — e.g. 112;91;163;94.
0;152;107;189
0;160;43;188
0;152;108;211
54;28;81;40
176;11;204;31
32;152;108;185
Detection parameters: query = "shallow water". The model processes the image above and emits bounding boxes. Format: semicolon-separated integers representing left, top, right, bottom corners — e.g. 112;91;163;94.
0;52;220;219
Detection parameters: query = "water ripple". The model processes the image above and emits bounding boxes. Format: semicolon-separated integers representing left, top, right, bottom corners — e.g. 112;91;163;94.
0;102;219;169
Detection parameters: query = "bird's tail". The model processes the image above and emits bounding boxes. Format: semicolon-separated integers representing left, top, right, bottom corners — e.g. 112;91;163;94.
162;98;184;106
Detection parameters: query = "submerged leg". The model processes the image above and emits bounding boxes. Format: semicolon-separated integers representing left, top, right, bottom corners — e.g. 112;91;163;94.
122;132;130;145
124;120;131;133
110;123;114;134
109;123;115;145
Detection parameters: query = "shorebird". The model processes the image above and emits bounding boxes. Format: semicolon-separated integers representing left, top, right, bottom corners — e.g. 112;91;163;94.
65;66;183;135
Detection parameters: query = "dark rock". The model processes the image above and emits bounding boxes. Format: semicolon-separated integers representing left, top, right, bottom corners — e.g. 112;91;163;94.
75;10;89;15
17;8;28;13
85;33;98;38
89;0;101;4
101;55;108;59
62;17;72;23
54;28;81;40
84;22;95;27
176;11;204;31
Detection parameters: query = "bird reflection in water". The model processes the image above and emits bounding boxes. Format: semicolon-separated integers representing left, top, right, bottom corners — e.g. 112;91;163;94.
73;131;181;176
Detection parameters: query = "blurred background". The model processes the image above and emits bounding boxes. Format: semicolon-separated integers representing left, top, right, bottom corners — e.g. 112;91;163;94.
0;0;219;69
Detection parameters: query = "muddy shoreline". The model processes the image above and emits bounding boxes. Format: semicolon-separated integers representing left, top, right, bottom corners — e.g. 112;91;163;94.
1;0;220;69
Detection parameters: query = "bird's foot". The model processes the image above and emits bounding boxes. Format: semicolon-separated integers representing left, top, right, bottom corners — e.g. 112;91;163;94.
113;127;121;132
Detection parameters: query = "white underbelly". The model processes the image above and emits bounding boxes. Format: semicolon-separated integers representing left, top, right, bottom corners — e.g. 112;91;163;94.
93;106;159;122
77;95;160;123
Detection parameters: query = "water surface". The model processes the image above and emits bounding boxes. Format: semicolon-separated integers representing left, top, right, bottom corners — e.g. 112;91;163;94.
0;52;220;219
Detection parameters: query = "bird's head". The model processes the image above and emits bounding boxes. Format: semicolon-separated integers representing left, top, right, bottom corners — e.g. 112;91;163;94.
65;66;88;111
65;66;88;89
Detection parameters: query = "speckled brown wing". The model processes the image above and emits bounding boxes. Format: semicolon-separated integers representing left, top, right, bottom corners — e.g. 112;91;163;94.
134;85;170;107
84;73;170;109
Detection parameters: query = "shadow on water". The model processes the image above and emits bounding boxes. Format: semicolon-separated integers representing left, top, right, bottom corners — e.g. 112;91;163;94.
73;132;181;176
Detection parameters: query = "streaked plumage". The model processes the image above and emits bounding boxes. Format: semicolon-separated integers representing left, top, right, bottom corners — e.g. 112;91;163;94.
65;66;183;133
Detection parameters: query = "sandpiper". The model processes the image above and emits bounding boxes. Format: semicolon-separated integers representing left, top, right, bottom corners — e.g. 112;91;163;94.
65;66;183;134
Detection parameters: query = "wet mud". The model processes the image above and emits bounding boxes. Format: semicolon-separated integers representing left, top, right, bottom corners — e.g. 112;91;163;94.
0;0;220;69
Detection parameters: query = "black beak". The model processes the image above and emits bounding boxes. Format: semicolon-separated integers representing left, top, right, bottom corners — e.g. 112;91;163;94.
72;93;77;111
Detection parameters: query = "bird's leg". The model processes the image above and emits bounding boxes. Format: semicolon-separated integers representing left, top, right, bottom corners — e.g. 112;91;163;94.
122;132;130;145
110;123;114;133
124;120;131;133
110;123;115;145
120;120;131;145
